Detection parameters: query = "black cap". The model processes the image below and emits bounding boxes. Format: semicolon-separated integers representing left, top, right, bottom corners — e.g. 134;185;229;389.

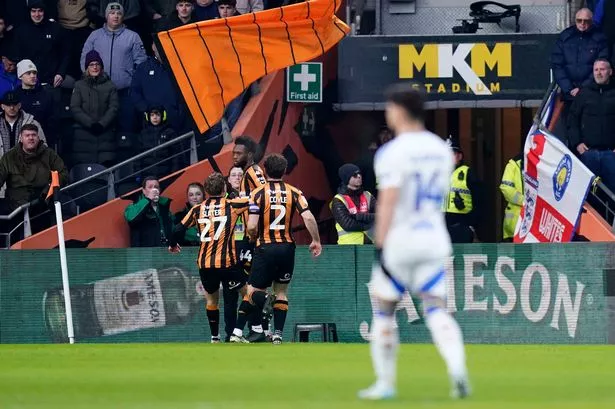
338;163;361;185
1;91;20;105
28;0;46;10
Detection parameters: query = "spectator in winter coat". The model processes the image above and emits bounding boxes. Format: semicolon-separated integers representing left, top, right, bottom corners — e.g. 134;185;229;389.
81;2;146;132
551;8;609;102
568;58;615;193
0;53;19;100
138;106;179;177
13;1;70;88
0;91;46;158
70;50;119;166
0;123;67;212
14;60;55;148
156;0;194;31
124;176;174;247
131;43;186;132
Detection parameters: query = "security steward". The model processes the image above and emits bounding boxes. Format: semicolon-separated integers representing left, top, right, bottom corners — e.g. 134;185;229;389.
330;163;377;244
444;139;483;243
499;153;523;242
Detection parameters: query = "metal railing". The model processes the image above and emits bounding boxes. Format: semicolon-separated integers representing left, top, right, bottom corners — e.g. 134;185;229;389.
0;129;205;248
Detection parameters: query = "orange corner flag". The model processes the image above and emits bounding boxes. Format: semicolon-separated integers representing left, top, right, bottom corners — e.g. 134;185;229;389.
156;0;349;134
46;171;60;201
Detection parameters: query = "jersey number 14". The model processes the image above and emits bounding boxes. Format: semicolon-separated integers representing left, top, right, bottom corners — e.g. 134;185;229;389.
412;172;444;210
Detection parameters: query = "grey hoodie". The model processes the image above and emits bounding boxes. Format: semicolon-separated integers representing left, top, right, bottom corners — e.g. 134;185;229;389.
80;25;147;90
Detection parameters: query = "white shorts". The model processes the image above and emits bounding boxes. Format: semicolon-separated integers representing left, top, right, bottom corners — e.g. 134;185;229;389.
370;254;447;302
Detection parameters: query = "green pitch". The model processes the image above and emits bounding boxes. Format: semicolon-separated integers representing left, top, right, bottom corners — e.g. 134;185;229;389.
1;344;614;409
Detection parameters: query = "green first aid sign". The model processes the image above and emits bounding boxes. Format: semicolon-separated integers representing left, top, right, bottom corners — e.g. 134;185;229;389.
287;62;322;103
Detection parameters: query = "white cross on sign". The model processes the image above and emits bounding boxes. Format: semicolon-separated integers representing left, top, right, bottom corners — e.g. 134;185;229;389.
293;64;317;91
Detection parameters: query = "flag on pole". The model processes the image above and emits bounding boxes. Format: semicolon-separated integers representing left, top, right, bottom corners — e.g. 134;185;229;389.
514;129;595;243
155;0;349;134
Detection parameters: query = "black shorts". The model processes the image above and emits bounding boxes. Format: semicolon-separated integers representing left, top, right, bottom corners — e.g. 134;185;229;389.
249;243;296;289
236;240;254;273
199;266;247;294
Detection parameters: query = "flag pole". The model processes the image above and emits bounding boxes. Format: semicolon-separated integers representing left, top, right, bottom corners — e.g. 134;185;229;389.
48;171;75;344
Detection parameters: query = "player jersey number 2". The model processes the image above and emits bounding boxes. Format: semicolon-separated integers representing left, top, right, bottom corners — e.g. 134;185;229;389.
412;171;444;210
198;216;228;242
270;204;286;230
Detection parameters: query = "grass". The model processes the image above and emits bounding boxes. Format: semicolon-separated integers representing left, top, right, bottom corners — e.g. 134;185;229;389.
0;343;614;408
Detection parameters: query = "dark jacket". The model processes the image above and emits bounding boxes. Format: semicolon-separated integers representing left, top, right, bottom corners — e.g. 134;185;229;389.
568;80;615;150
14;18;70;84
70;73;119;165
156;11;195;31
194;2;219;21
124;194;174;247
331;186;376;243
0;142;68;211
130;57;185;130
15;85;55;144
173;204;200;246
551;25;609;98
138;120;178;177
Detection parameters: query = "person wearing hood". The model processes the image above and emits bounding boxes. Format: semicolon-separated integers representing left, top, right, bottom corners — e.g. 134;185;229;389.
14;60;55;148
0;123;67;213
138;106;179;177
13;1;69;88
80;2;146;132
330;163;377;245
499;153;523;242
568;58;615;193
70;49;119;166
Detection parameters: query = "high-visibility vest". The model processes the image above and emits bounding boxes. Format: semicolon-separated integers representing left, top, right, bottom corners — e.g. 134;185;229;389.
444;165;473;214
500;158;523;239
330;191;373;245
234;217;245;241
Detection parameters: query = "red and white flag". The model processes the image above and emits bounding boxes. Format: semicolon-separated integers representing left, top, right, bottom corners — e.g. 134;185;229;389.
514;129;595;243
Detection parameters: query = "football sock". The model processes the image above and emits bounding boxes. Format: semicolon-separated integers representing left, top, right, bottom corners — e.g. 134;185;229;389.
425;307;467;380
205;306;219;337
369;312;398;389
273;300;288;334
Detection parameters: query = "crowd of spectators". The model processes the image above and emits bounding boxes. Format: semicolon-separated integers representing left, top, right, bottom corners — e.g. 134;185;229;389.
0;0;289;241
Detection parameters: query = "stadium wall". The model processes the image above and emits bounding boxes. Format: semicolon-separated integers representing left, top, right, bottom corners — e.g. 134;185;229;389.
1;244;613;344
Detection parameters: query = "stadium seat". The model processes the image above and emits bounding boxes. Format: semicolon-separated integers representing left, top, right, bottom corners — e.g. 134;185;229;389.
68;164;110;214
293;323;339;343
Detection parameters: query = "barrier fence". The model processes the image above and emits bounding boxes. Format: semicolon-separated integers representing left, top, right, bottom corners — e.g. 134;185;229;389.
0;244;613;344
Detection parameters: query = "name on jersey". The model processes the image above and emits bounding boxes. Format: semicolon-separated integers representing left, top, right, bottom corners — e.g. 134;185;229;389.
203;205;223;217
268;190;287;204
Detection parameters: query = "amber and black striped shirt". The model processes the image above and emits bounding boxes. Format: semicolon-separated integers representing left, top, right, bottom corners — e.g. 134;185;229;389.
240;164;266;199
249;181;310;247
180;197;249;269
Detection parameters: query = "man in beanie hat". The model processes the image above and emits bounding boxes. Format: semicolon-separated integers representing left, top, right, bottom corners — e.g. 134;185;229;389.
0;90;47;158
329;163;377;244
443;136;483;243
13;1;68;88
15;59;55;148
